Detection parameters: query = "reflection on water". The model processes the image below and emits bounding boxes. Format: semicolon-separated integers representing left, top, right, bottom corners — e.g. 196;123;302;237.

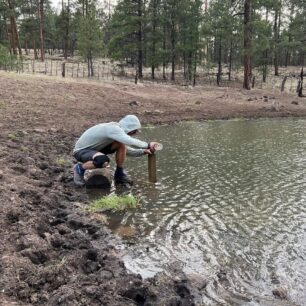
109;119;306;305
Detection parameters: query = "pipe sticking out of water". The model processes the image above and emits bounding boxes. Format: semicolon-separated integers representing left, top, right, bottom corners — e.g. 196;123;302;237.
148;154;157;183
148;143;163;183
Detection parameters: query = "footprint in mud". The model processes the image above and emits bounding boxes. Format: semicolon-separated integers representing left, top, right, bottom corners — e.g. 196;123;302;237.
6;210;20;224
36;222;52;238
49;209;69;226
37;162;49;170
114;225;136;238
122;287;148;306
19;189;43;205
66;215;100;237
12;165;28;174
20;248;50;265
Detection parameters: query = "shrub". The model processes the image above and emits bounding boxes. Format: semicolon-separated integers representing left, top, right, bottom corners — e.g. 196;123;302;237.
0;44;22;71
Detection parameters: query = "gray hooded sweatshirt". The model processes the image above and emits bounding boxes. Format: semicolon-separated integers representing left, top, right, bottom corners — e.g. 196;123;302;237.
73;115;148;157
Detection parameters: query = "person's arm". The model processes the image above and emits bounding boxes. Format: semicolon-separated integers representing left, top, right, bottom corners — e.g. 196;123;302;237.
108;125;149;148
126;146;146;157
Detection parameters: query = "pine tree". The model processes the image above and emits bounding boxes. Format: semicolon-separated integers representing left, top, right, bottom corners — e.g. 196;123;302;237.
77;7;103;76
107;0;145;80
243;0;252;90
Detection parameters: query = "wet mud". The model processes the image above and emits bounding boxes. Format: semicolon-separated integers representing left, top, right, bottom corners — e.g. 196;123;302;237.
0;129;195;306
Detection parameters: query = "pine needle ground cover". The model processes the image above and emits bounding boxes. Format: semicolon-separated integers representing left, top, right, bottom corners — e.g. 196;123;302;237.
88;194;139;212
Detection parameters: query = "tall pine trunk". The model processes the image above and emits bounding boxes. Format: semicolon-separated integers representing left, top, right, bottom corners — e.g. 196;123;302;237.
228;38;232;81
63;0;70;59
33;39;38;60
38;0;45;61
193;52;197;87
86;50;94;77
274;8;280;76
217;35;222;86
170;22;175;81
137;0;143;79
162;25;166;80
7;0;22;56
188;51;192;82
151;0;157;80
243;0;252;90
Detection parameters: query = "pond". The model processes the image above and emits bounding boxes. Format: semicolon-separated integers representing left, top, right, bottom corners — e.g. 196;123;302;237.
109;119;306;305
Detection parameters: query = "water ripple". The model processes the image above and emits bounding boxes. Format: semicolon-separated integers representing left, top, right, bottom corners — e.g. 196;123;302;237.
119;119;306;305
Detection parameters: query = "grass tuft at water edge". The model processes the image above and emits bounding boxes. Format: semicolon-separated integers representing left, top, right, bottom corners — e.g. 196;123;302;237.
87;194;139;212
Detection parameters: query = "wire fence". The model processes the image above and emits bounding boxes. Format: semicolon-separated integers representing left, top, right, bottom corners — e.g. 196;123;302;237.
0;55;303;95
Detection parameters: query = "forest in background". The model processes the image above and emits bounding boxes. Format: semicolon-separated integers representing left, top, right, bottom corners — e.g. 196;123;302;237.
0;0;305;90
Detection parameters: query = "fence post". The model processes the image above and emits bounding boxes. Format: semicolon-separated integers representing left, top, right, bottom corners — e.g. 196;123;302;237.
281;76;287;92
62;62;65;77
252;76;256;88
10;53;12;71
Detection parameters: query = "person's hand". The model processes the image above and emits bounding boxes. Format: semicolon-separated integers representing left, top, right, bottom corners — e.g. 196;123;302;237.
143;149;152;155
149;141;159;153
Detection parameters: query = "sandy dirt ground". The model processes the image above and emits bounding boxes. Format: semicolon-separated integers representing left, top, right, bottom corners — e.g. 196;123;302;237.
0;71;305;306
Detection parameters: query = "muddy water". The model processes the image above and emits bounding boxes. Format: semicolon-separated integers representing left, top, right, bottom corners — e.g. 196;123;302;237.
112;119;306;305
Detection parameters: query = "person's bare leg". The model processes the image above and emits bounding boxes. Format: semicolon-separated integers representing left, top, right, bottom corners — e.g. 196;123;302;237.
74;153;109;186
111;142;132;184
111;141;127;167
81;152;109;170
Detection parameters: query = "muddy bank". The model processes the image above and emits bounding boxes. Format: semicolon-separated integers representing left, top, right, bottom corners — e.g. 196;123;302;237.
1;72;306;137
0;128;195;306
0;72;305;305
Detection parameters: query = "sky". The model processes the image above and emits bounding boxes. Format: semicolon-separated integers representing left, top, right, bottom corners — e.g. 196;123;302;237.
49;0;118;9
50;0;61;9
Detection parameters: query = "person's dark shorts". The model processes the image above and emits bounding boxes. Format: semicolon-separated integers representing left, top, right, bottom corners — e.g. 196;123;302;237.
74;144;116;163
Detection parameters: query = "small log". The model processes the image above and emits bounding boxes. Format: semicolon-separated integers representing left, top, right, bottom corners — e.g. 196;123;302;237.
148;154;157;183
85;168;111;189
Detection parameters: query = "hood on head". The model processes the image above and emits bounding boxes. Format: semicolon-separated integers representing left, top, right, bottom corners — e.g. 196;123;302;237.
119;115;141;133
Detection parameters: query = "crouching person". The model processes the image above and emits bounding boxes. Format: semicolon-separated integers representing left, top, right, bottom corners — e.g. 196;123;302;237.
73;115;158;186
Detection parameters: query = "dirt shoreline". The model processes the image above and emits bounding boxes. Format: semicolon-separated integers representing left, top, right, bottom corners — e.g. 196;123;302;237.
1;72;305;306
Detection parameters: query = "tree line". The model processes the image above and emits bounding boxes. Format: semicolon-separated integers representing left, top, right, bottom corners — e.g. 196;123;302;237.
0;0;305;89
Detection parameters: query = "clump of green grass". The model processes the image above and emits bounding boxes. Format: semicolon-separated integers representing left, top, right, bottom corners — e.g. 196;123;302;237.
0;100;6;110
88;194;139;212
56;157;70;166
7;132;17;140
144;124;155;129
41;257;67;274
20;145;28;152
